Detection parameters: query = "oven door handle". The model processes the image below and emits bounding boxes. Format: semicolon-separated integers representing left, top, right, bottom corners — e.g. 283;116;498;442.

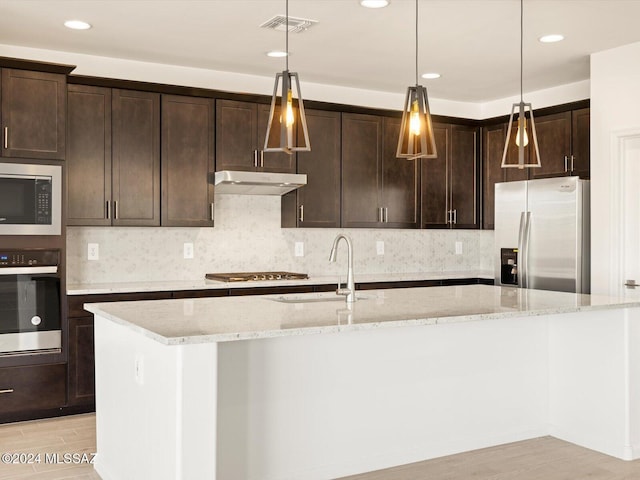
0;266;58;275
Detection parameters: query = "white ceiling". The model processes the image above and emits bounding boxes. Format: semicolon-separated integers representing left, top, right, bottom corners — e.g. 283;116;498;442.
1;0;640;103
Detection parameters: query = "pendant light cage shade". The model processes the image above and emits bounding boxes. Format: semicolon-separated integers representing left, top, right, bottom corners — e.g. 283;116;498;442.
264;70;310;154
397;85;437;160
501;101;541;169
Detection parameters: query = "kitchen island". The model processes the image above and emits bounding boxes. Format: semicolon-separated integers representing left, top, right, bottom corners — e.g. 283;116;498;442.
86;285;640;480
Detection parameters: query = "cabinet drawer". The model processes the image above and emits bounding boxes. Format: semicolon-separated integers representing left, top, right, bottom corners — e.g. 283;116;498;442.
0;363;66;413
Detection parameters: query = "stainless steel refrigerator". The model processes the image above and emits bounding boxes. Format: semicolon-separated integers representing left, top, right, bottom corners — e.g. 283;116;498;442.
494;176;590;293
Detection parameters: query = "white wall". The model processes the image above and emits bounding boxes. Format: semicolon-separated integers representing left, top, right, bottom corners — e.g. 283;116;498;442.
590;41;640;294
67;195;494;284
0;43;588;120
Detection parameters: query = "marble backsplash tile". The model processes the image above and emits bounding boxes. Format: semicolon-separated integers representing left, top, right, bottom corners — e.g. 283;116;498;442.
66;195;495;284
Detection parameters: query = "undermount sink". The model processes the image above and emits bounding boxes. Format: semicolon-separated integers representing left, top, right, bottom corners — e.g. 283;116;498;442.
269;293;369;304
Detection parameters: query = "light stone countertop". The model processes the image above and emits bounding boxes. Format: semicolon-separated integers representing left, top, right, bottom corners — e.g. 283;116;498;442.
67;270;493;295
84;284;640;345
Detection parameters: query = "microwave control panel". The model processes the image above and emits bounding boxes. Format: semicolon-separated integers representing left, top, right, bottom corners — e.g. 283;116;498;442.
35;179;53;224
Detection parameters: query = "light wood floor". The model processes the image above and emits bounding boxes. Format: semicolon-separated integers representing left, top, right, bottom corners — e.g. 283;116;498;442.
2;414;640;479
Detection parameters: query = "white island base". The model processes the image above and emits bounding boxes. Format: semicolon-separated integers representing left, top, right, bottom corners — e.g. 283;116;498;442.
88;286;640;480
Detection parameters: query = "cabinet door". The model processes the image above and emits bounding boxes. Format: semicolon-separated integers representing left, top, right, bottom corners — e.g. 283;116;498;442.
257;103;296;173
161;95;215;227
530;111;571;179
381;117;420;228
67;85;112;226
112;89;160;226
341;113;382;228
482;123;507;230
285;109;341;228
0;364;66;415
68;316;95;407
450;125;479;229
1;69;66;159
421;124;449;228
215;99;258;171
571;108;590;178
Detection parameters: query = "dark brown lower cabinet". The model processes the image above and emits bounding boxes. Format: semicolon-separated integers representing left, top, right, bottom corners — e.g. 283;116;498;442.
68;316;95;407
0;364;66;416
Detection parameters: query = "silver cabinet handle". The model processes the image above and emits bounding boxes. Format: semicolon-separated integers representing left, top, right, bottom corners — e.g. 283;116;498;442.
0;389;14;394
570;155;575;173
377;207;382;222
453;209;457;225
253;150;259;168
625;280;638;288
447;210;452;224
564;155;568;172
106;201;111;220
260;150;265;168
3;127;7;149
299;204;304;222
210;203;214;221
384;207;388;223
114;201;119;220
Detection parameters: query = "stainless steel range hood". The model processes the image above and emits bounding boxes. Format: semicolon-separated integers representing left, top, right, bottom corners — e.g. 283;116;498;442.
214;171;307;195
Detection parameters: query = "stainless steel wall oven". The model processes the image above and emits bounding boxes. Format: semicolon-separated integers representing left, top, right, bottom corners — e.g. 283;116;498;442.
0;249;61;355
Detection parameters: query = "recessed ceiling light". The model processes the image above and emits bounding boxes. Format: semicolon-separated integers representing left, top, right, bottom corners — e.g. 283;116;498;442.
64;20;91;30
539;34;564;43
360;0;390;8
266;51;288;58
421;73;441;80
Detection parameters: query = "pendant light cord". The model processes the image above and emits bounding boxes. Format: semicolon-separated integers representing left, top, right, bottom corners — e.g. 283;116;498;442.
286;0;289;71
520;0;523;103
415;0;419;86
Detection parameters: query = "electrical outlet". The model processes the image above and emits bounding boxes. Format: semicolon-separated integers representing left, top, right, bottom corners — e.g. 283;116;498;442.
294;242;304;257
88;243;99;261
183;242;194;259
376;240;385;255
455;241;463;255
134;354;144;385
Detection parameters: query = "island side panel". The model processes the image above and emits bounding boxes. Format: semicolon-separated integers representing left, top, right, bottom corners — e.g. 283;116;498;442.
93;315;218;480
217;316;550;480
548;307;640;460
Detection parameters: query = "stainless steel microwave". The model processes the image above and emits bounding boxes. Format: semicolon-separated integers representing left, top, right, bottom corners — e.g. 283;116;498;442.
0;162;61;235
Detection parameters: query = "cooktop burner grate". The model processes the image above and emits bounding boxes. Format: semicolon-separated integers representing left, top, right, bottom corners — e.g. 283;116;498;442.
205;272;309;282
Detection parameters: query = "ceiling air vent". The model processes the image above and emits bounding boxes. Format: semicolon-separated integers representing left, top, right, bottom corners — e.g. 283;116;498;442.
260;15;318;33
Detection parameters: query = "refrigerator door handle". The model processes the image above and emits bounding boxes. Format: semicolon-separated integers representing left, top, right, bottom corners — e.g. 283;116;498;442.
521;212;532;289
517;212;526;288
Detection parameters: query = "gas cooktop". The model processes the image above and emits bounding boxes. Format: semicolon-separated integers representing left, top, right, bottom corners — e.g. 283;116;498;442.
205;272;309;282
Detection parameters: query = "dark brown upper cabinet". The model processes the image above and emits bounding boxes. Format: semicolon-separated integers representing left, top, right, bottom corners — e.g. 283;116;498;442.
481;122;529;229
1;69;66;160
161;95;215;227
67;87;160;226
282;109;341;228
215;99;295;173
111;89;160;226
67;85;112;226
341;113;419;228
421;123;479;229
530;109;590;179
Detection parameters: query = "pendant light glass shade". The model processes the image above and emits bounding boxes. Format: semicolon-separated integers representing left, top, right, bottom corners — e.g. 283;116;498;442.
501;0;541;169
501;101;540;169
264;0;310;154
397;84;437;159
264;70;310;153
397;0;437;160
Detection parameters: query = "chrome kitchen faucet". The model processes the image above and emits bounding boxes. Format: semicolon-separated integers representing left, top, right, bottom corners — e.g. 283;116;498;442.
329;234;356;303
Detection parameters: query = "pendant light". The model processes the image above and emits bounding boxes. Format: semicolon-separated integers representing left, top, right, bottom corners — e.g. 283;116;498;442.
501;0;541;169
397;0;437;160
264;0;310;154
